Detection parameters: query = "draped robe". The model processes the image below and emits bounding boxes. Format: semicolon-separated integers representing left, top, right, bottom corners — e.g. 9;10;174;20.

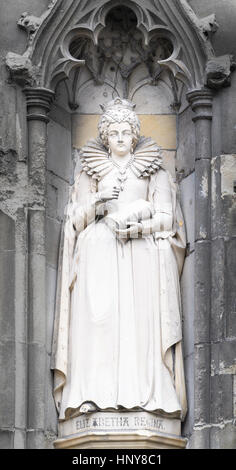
51;140;187;421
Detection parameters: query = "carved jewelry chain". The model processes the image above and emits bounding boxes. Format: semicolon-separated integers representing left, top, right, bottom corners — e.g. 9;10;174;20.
109;154;134;191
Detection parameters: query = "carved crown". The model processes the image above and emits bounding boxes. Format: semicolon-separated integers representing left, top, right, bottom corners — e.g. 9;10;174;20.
100;98;136;113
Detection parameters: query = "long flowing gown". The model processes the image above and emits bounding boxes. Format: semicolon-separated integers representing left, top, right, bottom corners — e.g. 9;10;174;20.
51;142;187;422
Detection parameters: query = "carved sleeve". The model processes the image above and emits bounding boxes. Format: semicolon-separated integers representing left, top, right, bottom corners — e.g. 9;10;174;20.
141;169;174;237
66;171;101;234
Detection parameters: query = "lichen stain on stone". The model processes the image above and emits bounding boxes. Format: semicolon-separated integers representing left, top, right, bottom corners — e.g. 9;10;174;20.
0;149;18;182
211;361;217;377
220;154;236;199
16;114;23;155
200;174;208;198
212;359;236;377
199;227;207;239
218;361;236;376
211;156;218;167
0;155;44;218
211;159;218;209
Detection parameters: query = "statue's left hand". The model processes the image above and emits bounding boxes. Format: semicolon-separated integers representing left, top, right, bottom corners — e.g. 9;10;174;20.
115;221;142;238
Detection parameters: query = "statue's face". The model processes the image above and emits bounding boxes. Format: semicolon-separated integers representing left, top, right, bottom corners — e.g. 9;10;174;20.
108;122;133;157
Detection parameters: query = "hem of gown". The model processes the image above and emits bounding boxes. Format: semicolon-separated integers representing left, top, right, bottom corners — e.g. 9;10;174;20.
59;402;182;422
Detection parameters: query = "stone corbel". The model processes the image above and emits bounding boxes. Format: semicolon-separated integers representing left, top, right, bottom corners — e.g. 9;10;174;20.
5;53;39;87
205;54;236;89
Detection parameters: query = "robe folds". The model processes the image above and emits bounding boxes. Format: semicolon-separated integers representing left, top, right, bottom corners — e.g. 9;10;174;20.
51;164;187;422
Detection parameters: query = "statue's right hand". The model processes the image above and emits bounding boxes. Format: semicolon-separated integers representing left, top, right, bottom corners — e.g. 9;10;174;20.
97;186;121;202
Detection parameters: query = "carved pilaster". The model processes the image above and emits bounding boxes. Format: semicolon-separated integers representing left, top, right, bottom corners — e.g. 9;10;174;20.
187;89;213;336
24;88;54;190
187;89;213;446
187;89;213;240
24;87;54;448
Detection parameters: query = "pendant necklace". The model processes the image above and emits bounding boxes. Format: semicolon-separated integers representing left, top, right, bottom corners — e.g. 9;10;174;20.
109;154;134;191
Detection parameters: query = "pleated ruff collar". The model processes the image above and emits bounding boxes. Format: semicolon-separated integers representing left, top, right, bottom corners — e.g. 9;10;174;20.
80;137;162;181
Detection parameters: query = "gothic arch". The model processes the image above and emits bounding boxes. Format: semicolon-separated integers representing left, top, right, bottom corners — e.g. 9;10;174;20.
6;0;235;92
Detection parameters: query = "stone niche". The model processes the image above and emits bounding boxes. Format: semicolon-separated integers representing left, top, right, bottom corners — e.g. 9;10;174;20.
6;0;235;450
47;5;184;450
46;4;181;356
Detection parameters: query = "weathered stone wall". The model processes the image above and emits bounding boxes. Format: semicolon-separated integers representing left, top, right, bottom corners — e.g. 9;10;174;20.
178;79;236;448
177;79;236;450
0;1;59;449
186;1;236;447
208;94;236;449
0;0;235;449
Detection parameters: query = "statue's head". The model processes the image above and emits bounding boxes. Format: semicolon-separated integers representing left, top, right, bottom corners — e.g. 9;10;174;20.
98;98;140;156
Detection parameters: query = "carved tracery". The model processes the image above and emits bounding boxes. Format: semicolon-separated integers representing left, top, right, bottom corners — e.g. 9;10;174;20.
65;6;177;108
6;0;235;101
4;0;236;450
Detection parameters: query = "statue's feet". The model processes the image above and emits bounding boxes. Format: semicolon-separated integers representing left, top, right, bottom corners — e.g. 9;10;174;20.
79;402;97;413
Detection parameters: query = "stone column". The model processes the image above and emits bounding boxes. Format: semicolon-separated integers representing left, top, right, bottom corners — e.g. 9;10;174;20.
187;89;213;447
24;87;54;448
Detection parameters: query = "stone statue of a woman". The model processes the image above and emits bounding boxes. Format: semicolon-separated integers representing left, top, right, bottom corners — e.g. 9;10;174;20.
51;98;187;423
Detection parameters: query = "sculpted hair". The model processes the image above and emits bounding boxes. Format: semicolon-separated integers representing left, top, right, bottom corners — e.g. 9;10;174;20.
98;98;140;149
